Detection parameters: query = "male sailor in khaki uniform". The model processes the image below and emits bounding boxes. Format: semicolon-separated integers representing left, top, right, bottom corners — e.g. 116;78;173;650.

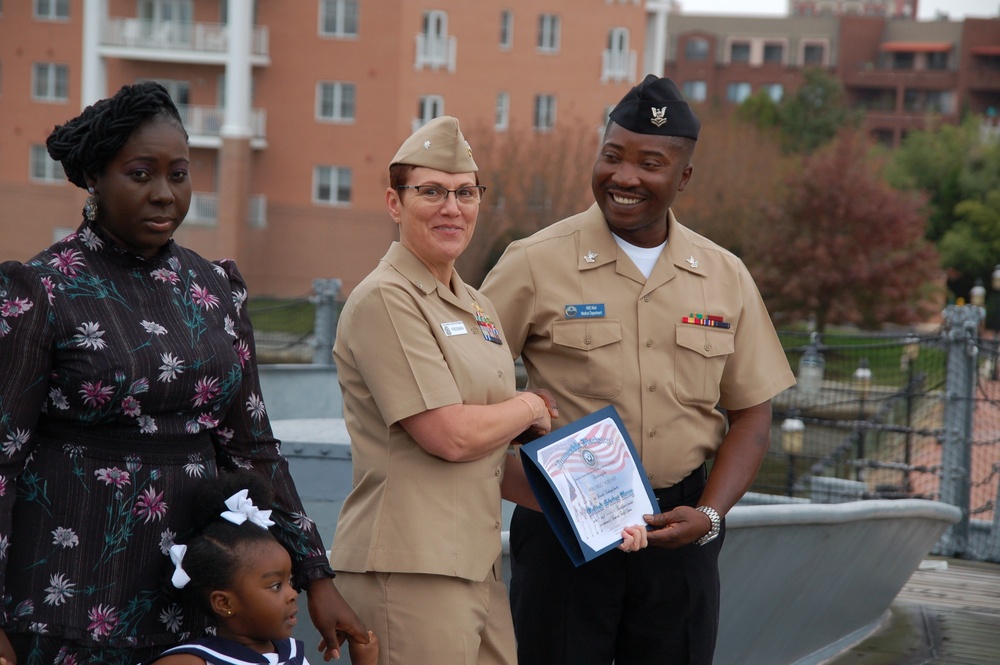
482;75;795;665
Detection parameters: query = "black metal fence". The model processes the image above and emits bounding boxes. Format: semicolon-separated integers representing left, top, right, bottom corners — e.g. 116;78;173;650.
760;317;1000;562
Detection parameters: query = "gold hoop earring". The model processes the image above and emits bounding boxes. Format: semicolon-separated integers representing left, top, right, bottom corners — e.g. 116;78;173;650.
84;188;98;222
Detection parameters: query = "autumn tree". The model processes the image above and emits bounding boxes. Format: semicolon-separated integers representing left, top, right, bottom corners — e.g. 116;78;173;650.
672;103;788;258
746;130;943;332
458;121;597;286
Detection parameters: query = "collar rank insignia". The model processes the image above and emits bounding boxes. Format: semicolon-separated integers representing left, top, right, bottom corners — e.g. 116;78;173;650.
651;106;668;127
422;140;432;149
686;256;699;269
584;251;598;263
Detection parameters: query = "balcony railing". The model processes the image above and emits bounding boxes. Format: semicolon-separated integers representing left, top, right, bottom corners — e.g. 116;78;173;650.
415;34;456;72
177;105;267;143
601;49;637;83
186;193;268;227
102;18;269;58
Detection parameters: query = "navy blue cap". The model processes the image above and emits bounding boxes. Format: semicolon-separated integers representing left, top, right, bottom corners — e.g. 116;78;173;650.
608;75;700;140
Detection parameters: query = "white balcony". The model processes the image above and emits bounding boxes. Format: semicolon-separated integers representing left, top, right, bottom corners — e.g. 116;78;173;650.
177;105;267;149
415;34;456;72
100;18;269;66
601;49;637;83
185;193;268;227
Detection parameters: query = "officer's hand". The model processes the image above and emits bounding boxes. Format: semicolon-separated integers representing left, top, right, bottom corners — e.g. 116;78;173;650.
643;505;712;549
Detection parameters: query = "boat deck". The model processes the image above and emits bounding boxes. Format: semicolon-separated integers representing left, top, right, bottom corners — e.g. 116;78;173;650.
828;557;1000;665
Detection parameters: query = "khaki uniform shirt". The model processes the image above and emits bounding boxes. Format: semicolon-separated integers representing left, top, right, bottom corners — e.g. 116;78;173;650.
331;242;515;582
482;204;795;488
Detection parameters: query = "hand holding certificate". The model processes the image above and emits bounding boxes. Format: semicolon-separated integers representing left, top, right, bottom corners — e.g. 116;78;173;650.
518;405;657;566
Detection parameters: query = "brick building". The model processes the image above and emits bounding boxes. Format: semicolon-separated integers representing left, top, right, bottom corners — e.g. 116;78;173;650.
1;1;997;297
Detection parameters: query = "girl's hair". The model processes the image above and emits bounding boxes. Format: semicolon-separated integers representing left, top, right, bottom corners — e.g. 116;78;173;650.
172;472;281;613
46;81;188;189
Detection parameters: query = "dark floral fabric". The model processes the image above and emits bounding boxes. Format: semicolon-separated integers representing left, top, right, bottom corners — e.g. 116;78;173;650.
0;220;331;655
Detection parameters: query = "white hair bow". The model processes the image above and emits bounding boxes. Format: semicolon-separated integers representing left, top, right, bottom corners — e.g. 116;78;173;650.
170;543;191;588
221;489;274;529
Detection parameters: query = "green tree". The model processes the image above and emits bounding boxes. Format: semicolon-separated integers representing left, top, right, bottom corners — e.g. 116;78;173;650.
886;119;1000;296
747;130;943;332
739;68;860;155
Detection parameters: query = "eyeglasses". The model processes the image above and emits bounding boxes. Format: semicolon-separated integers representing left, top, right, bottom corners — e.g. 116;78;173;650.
395;184;487;205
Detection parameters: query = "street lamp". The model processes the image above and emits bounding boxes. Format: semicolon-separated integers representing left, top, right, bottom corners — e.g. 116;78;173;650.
781;417;805;497
797;332;825;401
853;358;872;482
970;278;986;307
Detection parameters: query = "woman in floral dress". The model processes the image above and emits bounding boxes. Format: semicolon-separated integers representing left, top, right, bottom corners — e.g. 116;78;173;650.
0;82;367;665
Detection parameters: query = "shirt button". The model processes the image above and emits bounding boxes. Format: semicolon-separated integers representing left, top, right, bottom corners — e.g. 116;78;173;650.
472;327;480;335
584;336;592;345
646;339;653;347
495;468;501;476
495;521;501;529
643;296;651;302
497;370;504;379
649;429;656;438
704;343;711;351
648;383;657;392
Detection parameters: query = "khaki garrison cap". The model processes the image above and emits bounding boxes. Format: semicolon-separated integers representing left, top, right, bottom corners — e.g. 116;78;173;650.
389;116;478;173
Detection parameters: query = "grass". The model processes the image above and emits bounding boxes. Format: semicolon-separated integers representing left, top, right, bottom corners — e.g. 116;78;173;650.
247;298;317;335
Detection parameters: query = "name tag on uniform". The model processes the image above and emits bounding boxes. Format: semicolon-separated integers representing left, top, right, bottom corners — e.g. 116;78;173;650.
441;321;468;336
564;304;606;319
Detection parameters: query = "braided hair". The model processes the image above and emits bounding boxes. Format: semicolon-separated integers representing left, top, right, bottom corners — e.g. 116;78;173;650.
45;81;188;190
170;472;282;614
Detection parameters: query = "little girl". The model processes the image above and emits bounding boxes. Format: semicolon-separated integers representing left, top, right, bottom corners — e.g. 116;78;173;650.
148;475;378;665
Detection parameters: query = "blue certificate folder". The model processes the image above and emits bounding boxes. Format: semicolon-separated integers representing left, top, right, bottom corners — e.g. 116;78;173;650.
519;405;658;567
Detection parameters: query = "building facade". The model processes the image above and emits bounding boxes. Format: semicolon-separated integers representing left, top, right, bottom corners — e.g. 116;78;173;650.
2;1;997;297
1;0;654;297
664;12;1000;147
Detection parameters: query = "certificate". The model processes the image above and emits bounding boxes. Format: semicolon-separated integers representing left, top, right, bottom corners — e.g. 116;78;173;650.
519;405;657;566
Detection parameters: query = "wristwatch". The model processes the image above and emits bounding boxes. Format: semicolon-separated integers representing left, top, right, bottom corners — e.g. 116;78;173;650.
694;505;721;546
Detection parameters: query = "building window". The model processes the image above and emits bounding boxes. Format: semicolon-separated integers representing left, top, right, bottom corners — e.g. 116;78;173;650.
30;144;62;182
495;91;510;131
34;0;69;19
763;43;784;64
417;95;444;128
417;10;453;70
730;42;750;63
320;0;358;37
685;38;709;61
500;10;513;49
762;83;784;101
892;52;915;70
317;82;356;122
682;80;707;102
603;27;632;82
803;43;826;65
32;63;68;102
314;166;352;205
534;94;556;131
926;51;949;70
537;14;560;53
726;82;751;104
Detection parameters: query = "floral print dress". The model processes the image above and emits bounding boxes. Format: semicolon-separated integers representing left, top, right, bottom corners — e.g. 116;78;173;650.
0;220;331;659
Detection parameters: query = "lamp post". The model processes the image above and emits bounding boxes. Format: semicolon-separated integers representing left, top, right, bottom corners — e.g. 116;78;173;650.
853;358;872;482
797;332;825;402
781;417;804;498
901;336;920;494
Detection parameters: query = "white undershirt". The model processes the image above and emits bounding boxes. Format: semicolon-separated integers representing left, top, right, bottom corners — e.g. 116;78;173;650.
613;234;667;279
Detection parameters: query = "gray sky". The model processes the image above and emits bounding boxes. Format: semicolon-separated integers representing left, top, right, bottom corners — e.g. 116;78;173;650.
676;0;998;20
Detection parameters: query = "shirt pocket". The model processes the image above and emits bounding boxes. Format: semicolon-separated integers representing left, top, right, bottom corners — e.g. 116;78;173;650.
675;324;735;406
551;320;623;399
